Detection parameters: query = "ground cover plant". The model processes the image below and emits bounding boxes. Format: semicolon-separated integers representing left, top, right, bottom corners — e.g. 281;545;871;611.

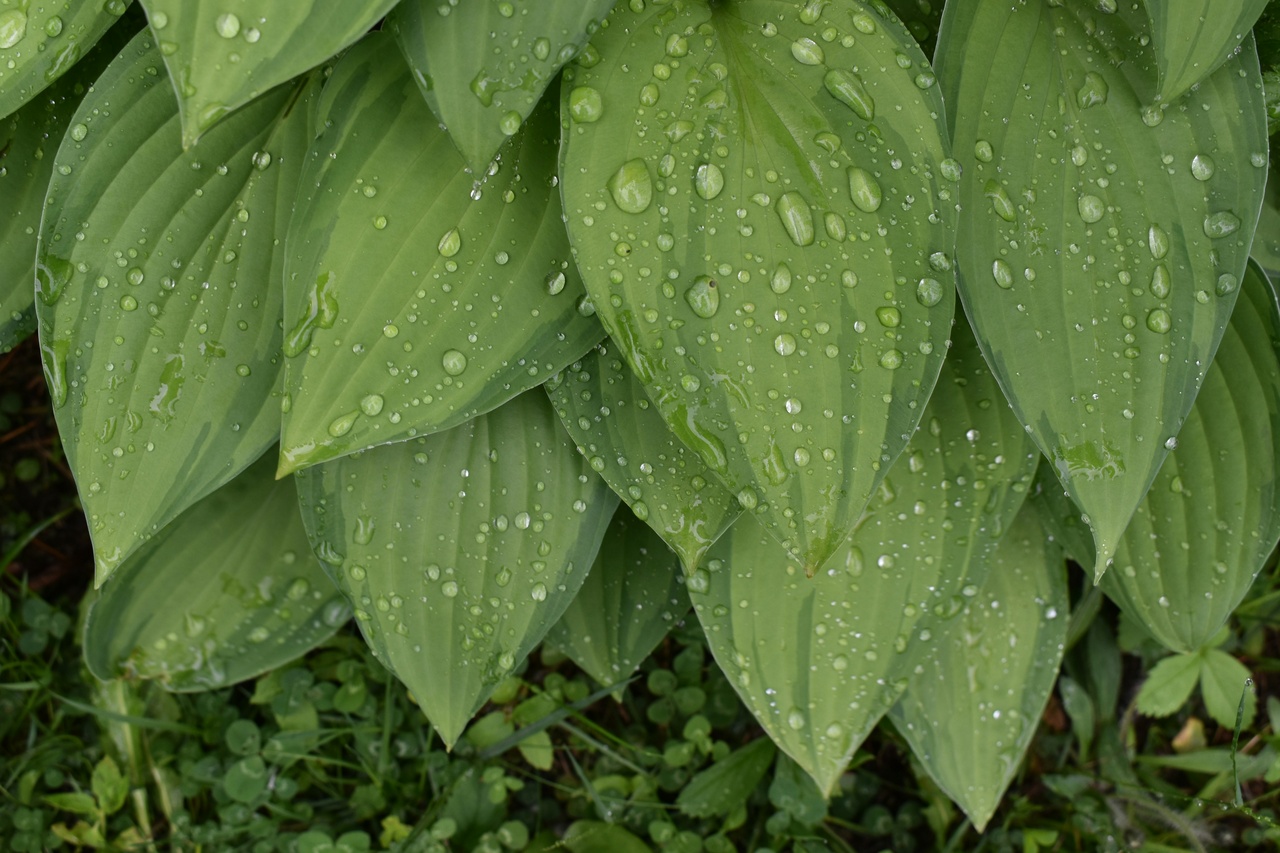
3;0;1280;847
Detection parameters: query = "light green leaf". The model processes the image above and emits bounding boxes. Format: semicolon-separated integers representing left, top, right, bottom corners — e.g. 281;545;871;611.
545;504;688;689
90;756;128;816
689;320;1039;794
390;0;616;173
36;31;310;584
44;792;99;817
935;0;1267;580
1198;648;1256;730
138;0;397;147
0;0;131;120
294;390;617;747
560;0;956;573
546;338;740;571
0;18;131;353
1028;463;1095;570
1101;261;1280;653
1135;652;1201;717
1144;0;1268;103
83;450;349;691
677;737;775;819
889;506;1069;832
517;728;555;771
280;33;601;474
562;822;651;853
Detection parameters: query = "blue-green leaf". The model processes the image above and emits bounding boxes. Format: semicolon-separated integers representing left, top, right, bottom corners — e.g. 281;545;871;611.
1143;0;1269;103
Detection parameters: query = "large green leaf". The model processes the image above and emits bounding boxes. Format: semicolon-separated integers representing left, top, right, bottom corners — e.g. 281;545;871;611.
559;0;956;573
1255;164;1280;280
390;0;616;173
544;504;689;689
0;17;133;353
138;0;396;147
0;0;130;120
1101;261;1280;653
935;0;1267;580
546;338;740;571
280;32;602;475
294;390;617;747
889;507;1068;832
689;319;1039;793
1143;0;1269;104
83;450;348;690
35;31;311;584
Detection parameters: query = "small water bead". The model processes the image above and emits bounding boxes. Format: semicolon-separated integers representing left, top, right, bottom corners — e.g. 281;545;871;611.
498;111;522;135
215;12;241;39
1252;152;1268;168
438;228;461;257
823;70;874;120
1203;211;1241;238
1146;308;1171;334
360;394;384;416
372;215;388;230
70;123;88;141
1077;194;1104;224
328;411;358;437
790;37;824;65
695;163;725;200
876;306;901;327
1190;154;1215;181
45;15;63;36
441;349;468;375
607;159;653;214
847;167;882;213
787;708;806;730
569;86;603;122
774;334;797;356
879;349;903;369
685;275;719;318
940;158;962;181
119;295;138;311
974;140;994;162
1216;273;1238;295
441;581;459;598
916;278;943;306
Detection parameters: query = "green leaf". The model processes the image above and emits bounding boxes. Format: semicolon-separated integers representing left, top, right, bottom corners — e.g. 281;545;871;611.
1199;648;1256;730
546;338;740;571
390;0;616;173
90;756;128;816
138;0;396;147
676;737;775;819
36;31;312;583
768;754;827;826
881;0;944;59
294;390;617;747
44;791;99;817
935;0;1268;580
1028;463;1095;570
688;320;1038;794
517;728;555;771
1255;167;1280;279
223;754;267;803
545;504;688;689
0;17;131;353
1143;0;1269;103
82;450;349;690
562;822;651;853
889;506;1069;832
1135;652;1201;718
0;0;131;120
1100;261;1280;653
559;0;956;573
280;33;601;474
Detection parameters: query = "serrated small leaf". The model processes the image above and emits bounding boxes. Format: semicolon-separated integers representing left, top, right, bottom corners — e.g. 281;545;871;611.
889;506;1069;832
280;33;601;474
936;0;1267;579
390;0;616;173
83;450;349;690
36;31;311;583
560;0;956;573
294;390;617;747
1143;0;1268;103
689;321;1038;793
1199;648;1256;730
0;0;130;120
0;19;131;353
1136;652;1201;718
677;737;775;819
546;338;740;570
545;505;689;689
138;0;396;147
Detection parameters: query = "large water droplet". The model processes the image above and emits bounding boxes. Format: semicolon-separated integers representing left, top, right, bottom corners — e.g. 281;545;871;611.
1190;154;1215;181
823;69;874;120
1148;224;1169;259
685;275;720;318
791;37;824;65
916;278;943;306
695;163;725;200
438;227;462;257
1076;71;1108;108
774;333;797;356
607;159;653;214
1150;263;1170;299
569;86;603;123
771;263;792;295
1203;211;1240;238
215;12;240;39
0;10;28;49
1146;308;1171;334
775;192;814;246
984;180;1016;222
442;349;468;375
847;167;882;213
992;259;1014;289
1077;194;1104;224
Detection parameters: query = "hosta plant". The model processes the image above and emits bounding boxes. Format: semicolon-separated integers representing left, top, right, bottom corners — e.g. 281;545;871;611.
3;0;1278;831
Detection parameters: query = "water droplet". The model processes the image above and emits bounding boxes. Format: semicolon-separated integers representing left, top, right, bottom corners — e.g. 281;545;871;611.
876;306;901;327
974;140;994;162
823;69;874;120
1076;71;1108;108
847;167;882;213
1164;436;1178;450
787;708;805;730
1146;308;1171;334
44;15;63;37
119;295;138;311
360;394;384;416
685;275;720;318
607;159;653;214
771;263;792;294
498;110;522;136
372;215;388;230
328;411;359;437
852;11;876;32
441;349;468;376
215;12;240;39
438;228;462;257
1203;211;1241;238
1216;273;1238;296
545;271;566;295
984;180;1016;222
0;10;28;48
1190;154;1215;181
916;278;943;307
1077;194;1104;224
791;37;824;65
441;580;459;598
531;583;548;602
1148;224;1169;259
774;333;797;356
1150;264;1170;298
879;349;903;369
992;259;1014;289
695;163;725;200
774;192;814;246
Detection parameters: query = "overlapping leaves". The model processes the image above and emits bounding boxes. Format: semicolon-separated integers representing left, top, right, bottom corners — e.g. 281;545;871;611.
36;31;311;583
1143;0;1269;103
936;0;1267;578
560;0;957;574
